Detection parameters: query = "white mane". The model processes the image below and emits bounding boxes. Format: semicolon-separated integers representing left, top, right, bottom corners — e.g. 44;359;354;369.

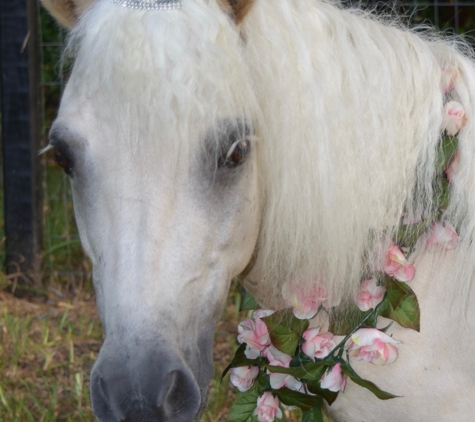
242;0;475;307
65;0;475;309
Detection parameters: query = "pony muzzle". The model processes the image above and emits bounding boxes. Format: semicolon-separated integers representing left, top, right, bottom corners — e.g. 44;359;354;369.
90;343;202;422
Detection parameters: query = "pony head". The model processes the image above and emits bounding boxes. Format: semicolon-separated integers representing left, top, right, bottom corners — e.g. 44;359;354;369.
41;0;475;419
42;0;260;420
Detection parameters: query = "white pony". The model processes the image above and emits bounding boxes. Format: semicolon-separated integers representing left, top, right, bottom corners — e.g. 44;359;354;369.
40;0;475;420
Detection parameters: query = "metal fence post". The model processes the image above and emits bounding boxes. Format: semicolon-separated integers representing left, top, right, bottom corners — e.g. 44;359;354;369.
0;0;43;296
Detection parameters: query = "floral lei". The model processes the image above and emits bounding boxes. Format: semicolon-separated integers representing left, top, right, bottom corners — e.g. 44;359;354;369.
223;66;464;422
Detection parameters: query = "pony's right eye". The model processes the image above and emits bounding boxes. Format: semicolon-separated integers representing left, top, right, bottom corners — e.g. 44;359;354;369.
52;147;72;172
227;139;251;165
220;138;252;168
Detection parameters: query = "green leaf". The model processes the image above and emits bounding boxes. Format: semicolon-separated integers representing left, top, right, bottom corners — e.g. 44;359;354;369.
385;278;408;308
378;278;420;331
262;310;309;355
306;379;339;405
258;371;272;391
302;397;324;422
265;358;335;381
222;343;259;381
240;288;260;311
227;380;260;422
340;362;399;400
436;136;458;174
274;387;317;411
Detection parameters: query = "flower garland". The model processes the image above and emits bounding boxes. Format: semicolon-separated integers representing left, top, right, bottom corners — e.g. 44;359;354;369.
223;66;464;422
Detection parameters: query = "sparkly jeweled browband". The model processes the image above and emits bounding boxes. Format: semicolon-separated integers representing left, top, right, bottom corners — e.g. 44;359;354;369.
112;0;182;10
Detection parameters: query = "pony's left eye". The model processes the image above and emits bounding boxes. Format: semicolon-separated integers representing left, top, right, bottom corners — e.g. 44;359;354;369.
223;139;251;167
52;147;72;173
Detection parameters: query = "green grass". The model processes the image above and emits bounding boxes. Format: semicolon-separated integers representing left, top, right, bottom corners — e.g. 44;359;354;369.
0;292;101;421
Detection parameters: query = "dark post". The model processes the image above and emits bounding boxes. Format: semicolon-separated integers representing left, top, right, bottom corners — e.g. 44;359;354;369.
0;0;43;296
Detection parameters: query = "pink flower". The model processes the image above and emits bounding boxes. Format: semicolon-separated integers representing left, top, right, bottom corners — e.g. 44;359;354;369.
282;281;337;319
441;65;458;94
320;363;347;392
263;345;292;367
444;101;467;136
253;309;275;319
347;328;400;366
237;318;271;359
253;392;283;422
384;243;415;282
264;346;303;391
425;221;458;250
445;149;460;182
268;372;303;391
229;366;260;392
301;328;336;360
355;279;386;311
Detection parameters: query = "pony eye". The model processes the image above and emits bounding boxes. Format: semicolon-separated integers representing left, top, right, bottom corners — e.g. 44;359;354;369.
224;139;251;167
52;147;71;172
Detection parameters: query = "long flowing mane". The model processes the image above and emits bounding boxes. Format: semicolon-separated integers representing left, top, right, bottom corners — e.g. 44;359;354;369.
65;0;475;309
241;0;475;308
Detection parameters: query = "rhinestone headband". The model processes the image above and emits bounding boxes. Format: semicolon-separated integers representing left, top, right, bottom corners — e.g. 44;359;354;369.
112;0;182;10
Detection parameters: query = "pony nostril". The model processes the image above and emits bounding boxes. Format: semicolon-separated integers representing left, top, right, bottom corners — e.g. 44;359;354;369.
161;369;202;420
91;356;202;422
91;372;121;422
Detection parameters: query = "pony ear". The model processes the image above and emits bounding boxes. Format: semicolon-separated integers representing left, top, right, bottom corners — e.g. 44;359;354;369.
219;0;255;24
40;0;95;28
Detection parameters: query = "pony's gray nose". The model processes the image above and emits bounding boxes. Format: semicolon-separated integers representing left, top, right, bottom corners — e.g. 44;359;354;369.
90;349;201;422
